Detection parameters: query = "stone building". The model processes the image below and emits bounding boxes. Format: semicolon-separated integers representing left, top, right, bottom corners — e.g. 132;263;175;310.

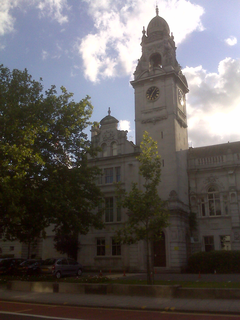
1;9;240;271
78;8;240;272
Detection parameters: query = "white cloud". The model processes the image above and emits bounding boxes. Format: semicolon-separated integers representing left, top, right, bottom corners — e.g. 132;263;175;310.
37;0;70;24
0;0;16;36
184;57;240;147
78;0;204;82
225;36;237;46
119;120;130;132
0;0;69;37
42;49;48;60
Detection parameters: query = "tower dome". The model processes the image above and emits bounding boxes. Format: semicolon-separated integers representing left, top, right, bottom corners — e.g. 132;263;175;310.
146;7;170;37
100;108;119;127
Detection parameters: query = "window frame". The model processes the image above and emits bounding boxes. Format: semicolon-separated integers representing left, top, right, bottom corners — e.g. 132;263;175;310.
208;187;221;216
204;236;214;252
220;235;231;250
104;168;113;184
105;197;114;222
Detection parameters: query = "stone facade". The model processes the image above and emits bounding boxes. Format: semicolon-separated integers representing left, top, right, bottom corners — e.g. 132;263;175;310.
1;10;239;272
78;10;240;272
188;143;240;253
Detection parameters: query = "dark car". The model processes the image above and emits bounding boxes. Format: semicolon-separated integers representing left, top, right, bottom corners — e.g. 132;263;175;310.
18;259;42;275
0;258;25;275
40;258;83;279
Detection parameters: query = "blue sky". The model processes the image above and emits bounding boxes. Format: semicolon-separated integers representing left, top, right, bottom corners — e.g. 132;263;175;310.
1;0;240;147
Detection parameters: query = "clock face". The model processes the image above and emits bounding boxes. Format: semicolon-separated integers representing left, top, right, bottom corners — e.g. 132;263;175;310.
146;86;160;101
178;89;185;107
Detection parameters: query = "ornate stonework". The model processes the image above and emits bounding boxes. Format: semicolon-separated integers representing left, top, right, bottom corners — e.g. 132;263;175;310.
102;130;115;141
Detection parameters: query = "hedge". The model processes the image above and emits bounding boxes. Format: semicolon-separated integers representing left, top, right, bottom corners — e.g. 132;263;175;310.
187;250;240;273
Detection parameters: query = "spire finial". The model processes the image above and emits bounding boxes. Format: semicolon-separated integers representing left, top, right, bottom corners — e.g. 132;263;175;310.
156;5;159;16
108;107;111;116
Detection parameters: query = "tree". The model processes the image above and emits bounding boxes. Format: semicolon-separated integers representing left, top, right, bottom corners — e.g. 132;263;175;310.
115;132;169;284
0;64;103;257
54;229;80;260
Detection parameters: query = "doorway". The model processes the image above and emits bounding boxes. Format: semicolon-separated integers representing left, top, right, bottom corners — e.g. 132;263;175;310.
153;232;166;267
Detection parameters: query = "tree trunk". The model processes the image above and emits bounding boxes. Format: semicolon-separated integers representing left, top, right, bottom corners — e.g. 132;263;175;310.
146;239;154;285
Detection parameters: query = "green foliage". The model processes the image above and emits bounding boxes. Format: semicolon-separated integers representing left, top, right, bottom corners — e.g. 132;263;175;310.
54;229;80;260
0;64;103;253
115;132;169;284
116;132;169;244
188;250;240;273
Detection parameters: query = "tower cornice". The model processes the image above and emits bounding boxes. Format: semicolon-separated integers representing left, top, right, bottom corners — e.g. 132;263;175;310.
131;69;189;93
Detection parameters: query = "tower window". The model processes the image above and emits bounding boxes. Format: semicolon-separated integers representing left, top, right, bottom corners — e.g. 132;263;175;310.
162;159;164;167
161;131;163;139
149;53;162;70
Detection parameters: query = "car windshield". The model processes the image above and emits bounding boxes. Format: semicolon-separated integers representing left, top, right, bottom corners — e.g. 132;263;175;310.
42;258;56;265
20;260;36;267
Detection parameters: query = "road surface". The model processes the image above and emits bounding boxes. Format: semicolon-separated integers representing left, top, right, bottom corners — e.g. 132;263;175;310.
0;301;239;320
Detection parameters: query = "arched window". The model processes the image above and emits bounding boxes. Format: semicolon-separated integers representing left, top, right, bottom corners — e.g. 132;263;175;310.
149;53;162;70
208;187;221;216
101;143;107;157
111;142;117;156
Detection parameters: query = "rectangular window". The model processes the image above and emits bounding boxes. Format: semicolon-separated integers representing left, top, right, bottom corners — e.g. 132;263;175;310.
162;159;164;167
161;131;163;139
104;168;113;184
9;246;14;251
112;239;121;256
204;236;214;252
115;167;121;182
105;197;114;222
220;235;231;250
208;190;221;216
97;238;105;256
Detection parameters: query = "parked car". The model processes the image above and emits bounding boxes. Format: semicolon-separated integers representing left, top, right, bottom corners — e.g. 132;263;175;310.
40;258;83;279
18;259;42;275
0;258;25;275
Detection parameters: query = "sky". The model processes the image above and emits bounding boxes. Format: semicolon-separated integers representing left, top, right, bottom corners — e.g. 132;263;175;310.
1;0;240;148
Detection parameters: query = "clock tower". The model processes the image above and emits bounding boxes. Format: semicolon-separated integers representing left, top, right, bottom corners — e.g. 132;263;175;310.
131;7;190;270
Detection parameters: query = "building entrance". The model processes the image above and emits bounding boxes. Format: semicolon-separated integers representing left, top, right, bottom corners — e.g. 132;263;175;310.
153;232;166;267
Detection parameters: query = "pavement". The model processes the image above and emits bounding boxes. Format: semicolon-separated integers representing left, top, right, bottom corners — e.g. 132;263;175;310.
0;273;240;315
